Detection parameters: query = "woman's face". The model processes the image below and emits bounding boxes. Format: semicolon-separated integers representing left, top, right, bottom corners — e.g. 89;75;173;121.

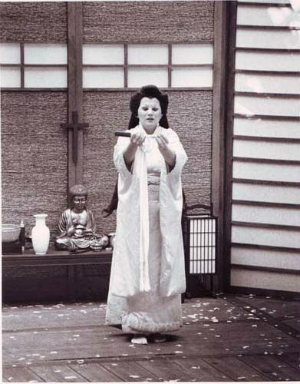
138;97;162;133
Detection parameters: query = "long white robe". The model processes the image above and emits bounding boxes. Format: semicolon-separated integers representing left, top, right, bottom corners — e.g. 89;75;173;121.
106;125;188;333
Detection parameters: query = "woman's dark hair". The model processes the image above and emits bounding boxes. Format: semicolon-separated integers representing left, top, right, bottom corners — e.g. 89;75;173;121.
128;85;169;129
103;85;169;217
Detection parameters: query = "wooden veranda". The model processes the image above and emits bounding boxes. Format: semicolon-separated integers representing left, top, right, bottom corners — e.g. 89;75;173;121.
2;294;300;382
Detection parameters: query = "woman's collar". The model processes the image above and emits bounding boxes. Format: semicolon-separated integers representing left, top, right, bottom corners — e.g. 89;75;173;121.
139;123;161;136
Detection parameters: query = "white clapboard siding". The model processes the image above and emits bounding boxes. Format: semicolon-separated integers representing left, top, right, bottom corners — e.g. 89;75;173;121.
229;1;300;293
236;50;300;72
233;118;300;138
234;96;300;116
237;4;300;27
231;226;300;249
232;204;300;227
236;29;300;49
233;140;300;160
232;183;300;204
238;0;290;4
231;246;300;270
231;269;300;293
233;161;300;182
235;73;300;94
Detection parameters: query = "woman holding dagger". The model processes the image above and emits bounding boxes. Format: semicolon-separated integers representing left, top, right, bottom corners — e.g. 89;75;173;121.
105;85;188;344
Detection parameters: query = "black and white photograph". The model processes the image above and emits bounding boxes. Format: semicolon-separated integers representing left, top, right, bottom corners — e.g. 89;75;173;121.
1;0;300;382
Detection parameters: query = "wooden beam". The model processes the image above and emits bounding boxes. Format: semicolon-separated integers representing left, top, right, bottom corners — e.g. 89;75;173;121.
67;2;84;194
231;242;300;253
233;179;300;187
233;157;300;166
232;221;300;231
233;135;300;143
223;0;238;292
212;0;234;292
20;42;24;88
232;199;300;209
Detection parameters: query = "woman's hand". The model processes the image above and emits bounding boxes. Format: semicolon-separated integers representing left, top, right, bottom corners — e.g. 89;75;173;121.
123;131;146;169
130;131;146;147
155;133;176;168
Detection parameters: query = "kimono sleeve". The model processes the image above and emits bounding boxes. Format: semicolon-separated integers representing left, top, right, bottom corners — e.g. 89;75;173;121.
166;129;188;195
113;135;133;179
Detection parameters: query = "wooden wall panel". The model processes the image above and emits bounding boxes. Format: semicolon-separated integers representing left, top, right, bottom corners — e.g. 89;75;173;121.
82;1;214;43
231;269;300;293
232;183;300;204
227;0;300;294
235;73;300;94
236;29;300;49
234;96;300;116
237;4;300;27
231;227;300;249
233;140;300;160
233;161;300;182
241;0;289;3
233;119;300;138
236;50;300;71
231;247;300;270
232;204;300;227
0;2;67;42
1;92;68;239
82;91;212;236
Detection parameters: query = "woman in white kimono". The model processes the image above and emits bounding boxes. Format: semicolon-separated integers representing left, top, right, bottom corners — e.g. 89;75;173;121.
105;85;188;344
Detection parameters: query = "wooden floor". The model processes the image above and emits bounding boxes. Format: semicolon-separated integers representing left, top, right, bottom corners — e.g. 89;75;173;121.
2;294;300;382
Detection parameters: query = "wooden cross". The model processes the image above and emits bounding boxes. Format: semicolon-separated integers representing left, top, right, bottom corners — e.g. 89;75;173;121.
61;111;89;164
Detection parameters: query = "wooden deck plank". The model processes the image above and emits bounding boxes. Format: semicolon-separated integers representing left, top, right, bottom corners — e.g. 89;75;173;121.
2;366;45;382
2;302;107;331
29;364;88;382
240;355;300;381
203;356;270;381
235;297;300;319
282;318;300;332
2;297;252;333
177;321;300;357
278;352;300;370
182;298;251;322
2;296;300;383
3;319;300;365
101;361;162;382
137;358;210;382
173;357;233;381
70;362;124;382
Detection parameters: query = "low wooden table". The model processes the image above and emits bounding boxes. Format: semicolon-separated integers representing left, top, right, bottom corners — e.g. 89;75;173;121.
2;248;113;304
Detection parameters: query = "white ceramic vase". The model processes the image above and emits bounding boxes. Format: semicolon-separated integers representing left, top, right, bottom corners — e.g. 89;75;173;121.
32;214;50;255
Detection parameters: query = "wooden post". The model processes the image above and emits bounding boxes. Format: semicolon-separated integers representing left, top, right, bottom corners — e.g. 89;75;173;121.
223;0;238;292
211;0;233;292
67;2;84;194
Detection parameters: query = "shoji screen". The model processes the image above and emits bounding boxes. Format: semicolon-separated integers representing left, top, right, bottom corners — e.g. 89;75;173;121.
230;0;300;293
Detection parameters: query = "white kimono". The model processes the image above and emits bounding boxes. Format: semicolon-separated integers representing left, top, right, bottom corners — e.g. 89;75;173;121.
106;125;188;334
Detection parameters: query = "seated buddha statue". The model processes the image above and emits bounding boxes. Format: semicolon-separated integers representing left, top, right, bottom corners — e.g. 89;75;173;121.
55;184;108;251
